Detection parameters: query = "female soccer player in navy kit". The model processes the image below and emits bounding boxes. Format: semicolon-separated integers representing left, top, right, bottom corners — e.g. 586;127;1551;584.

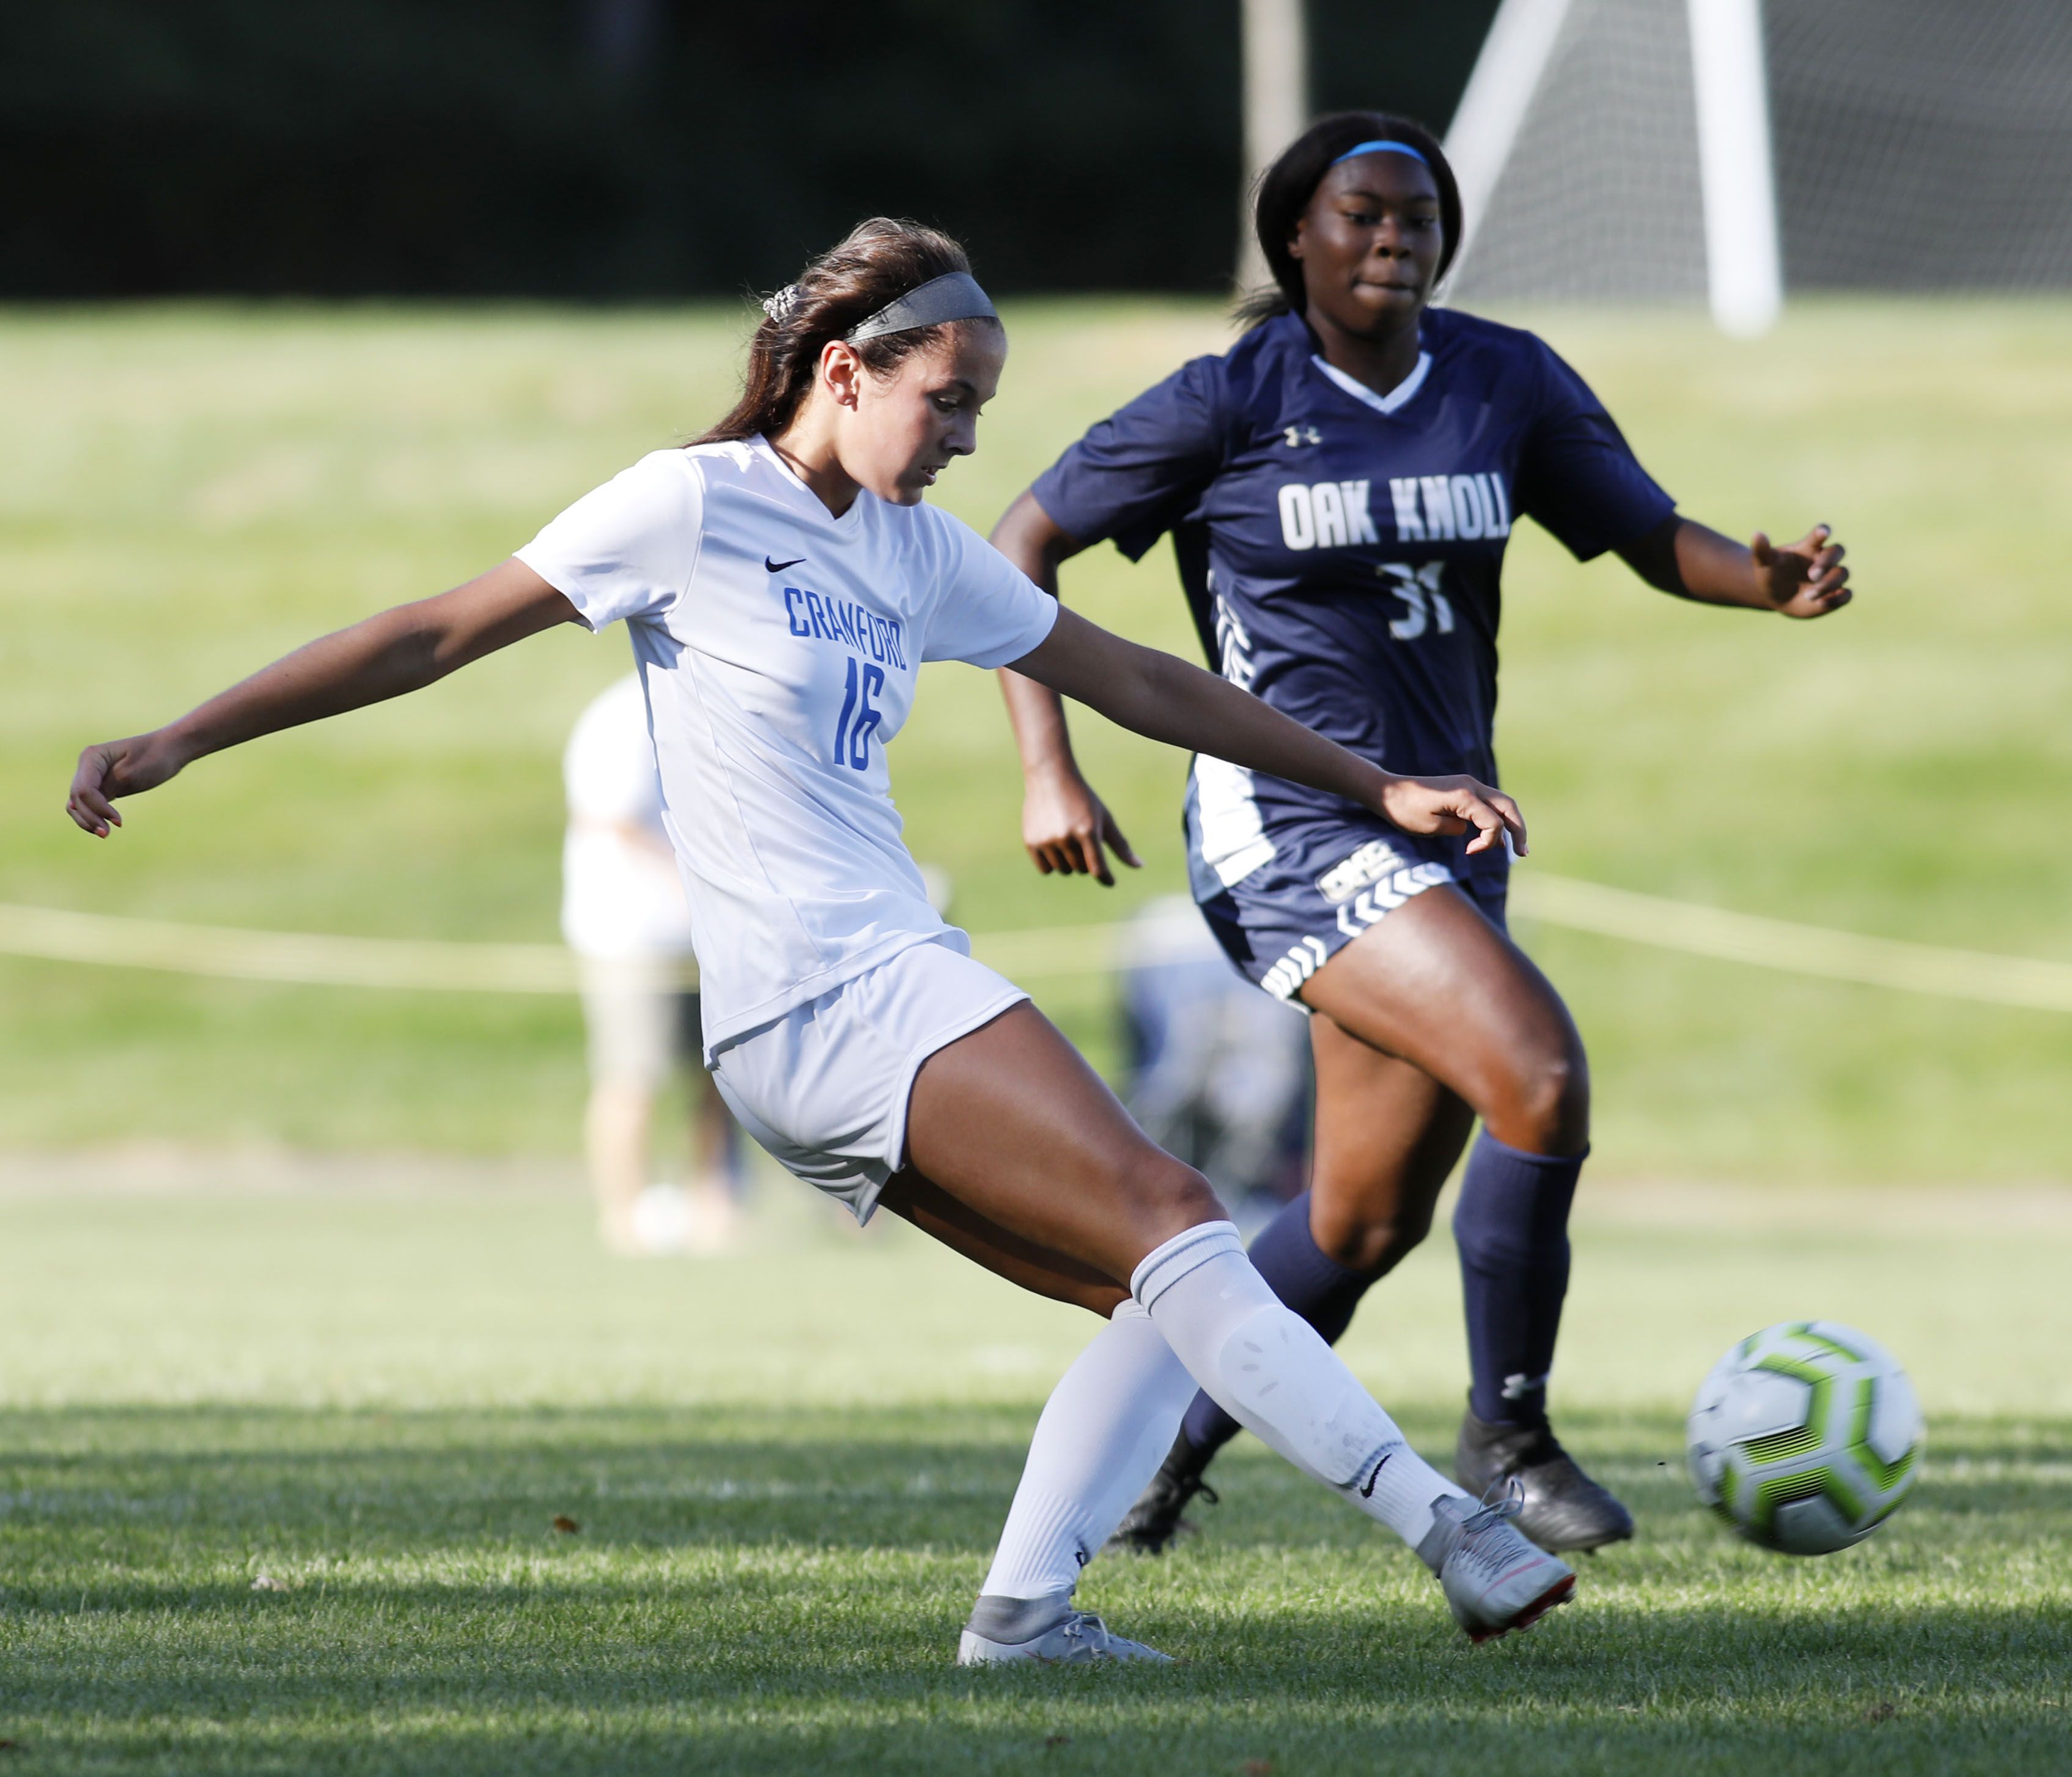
68;218;1582;1660
992;115;1853;1554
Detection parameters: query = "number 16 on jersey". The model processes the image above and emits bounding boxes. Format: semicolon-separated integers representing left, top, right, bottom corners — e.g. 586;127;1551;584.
833;656;883;770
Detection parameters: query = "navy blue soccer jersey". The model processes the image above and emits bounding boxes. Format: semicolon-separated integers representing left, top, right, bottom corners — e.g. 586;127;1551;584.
1030;306;1674;893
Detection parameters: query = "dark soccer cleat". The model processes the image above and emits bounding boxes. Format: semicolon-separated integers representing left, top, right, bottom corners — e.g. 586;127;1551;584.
1105;1431;1219;1555
1455;1408;1634;1553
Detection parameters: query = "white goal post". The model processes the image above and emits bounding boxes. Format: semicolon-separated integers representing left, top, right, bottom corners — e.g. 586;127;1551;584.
1442;0;1579;284
1237;0;1311;294
1445;0;1782;334
1687;0;1782;334
1443;0;2072;320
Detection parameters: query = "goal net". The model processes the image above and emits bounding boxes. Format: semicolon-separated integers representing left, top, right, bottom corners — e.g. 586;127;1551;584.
1441;0;2072;325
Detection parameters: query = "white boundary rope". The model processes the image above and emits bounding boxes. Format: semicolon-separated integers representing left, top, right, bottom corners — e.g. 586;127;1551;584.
1508;874;2072;1013
0;902;582;994
2;876;2069;1011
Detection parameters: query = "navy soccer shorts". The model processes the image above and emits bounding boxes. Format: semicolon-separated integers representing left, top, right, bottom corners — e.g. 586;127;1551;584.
1191;816;1510;1005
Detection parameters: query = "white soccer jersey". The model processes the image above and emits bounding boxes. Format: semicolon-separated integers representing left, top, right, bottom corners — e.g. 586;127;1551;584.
518;438;1058;1055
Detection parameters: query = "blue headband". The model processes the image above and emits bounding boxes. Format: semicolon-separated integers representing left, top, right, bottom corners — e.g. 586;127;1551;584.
1330;139;1429;168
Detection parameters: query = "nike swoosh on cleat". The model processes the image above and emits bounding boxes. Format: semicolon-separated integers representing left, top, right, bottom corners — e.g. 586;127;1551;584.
765;556;805;572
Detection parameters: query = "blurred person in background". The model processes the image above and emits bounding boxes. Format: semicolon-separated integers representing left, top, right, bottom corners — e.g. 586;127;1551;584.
991;113;1854;1557
564;672;742;1255
1119;896;1310;1234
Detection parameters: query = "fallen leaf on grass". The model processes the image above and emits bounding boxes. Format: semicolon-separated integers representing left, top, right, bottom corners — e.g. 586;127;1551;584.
1866;1702;1898;1722
1043;1736;1069;1748
551;1515;581;1534
251;1575;290;1592
1241;1762;1275;1776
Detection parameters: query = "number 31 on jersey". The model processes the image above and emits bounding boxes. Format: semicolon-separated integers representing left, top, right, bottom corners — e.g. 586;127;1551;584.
1378;561;1456;641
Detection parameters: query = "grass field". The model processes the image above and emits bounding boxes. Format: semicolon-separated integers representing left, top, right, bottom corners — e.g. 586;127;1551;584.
2;299;2070;1175
3;299;2067;1773
1;1175;2067;1774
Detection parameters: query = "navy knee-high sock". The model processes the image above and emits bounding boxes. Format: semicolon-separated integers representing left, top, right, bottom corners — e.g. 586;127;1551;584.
1453;1131;1585;1428
1178;1189;1374;1456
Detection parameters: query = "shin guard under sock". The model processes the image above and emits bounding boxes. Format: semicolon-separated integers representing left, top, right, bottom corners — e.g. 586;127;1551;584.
1453;1132;1585;1427
1132;1221;1463;1548
1178;1189;1372;1458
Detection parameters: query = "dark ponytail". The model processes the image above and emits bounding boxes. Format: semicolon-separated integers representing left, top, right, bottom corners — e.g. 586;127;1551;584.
1236;113;1461;328
693;218;997;446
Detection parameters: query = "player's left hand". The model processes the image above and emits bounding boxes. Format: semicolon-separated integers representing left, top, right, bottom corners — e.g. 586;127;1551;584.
1376;774;1527;858
1752;524;1851;618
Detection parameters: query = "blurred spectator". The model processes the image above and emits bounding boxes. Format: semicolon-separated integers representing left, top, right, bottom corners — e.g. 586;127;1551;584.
563;674;741;1255
1118;896;1311;1233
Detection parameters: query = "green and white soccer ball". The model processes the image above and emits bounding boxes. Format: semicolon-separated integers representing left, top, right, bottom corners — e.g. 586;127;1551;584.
1686;1320;1924;1555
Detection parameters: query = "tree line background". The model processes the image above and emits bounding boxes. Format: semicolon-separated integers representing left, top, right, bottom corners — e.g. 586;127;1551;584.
2;1;1498;300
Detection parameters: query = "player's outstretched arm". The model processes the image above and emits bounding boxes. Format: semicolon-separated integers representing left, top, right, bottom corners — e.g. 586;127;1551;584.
989;492;1141;887
1618;514;1853;618
1008;605;1527;858
67;558;580;837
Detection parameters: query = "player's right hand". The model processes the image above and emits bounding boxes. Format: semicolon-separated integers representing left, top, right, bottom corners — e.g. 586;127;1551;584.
1022;765;1141;887
67;731;186;837
1377;773;1528;858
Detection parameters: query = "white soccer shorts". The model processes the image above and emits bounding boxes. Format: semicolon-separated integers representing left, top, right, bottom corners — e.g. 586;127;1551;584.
707;937;1028;1222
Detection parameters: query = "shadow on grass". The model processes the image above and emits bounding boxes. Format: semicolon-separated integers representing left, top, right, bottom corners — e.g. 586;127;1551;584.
2;1403;2066;1775
1;1403;2064;1553
4;1597;2070;1777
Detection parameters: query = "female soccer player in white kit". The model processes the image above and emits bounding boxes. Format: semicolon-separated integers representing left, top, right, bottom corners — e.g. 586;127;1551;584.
68;218;1574;1661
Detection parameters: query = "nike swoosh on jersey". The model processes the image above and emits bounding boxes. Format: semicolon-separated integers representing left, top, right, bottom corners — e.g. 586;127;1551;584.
765;556;806;573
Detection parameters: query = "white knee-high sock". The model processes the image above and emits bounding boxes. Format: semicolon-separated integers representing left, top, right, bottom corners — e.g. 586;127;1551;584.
1132;1221;1467;1548
976;1298;1196;1602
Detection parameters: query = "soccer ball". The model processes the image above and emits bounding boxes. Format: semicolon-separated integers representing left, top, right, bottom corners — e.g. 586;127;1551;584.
1686;1320;1924;1555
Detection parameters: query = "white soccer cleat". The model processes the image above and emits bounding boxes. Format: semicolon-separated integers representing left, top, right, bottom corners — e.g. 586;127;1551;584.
956;1610;1174;1666
1417;1483;1577;1644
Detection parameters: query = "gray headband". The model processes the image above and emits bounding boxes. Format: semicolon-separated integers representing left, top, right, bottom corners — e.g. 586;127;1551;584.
844;272;998;343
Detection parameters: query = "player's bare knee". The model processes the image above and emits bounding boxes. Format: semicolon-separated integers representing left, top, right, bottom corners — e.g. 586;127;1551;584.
1113;1146;1224;1239
1162;1164;1227;1232
1507;1040;1591;1155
